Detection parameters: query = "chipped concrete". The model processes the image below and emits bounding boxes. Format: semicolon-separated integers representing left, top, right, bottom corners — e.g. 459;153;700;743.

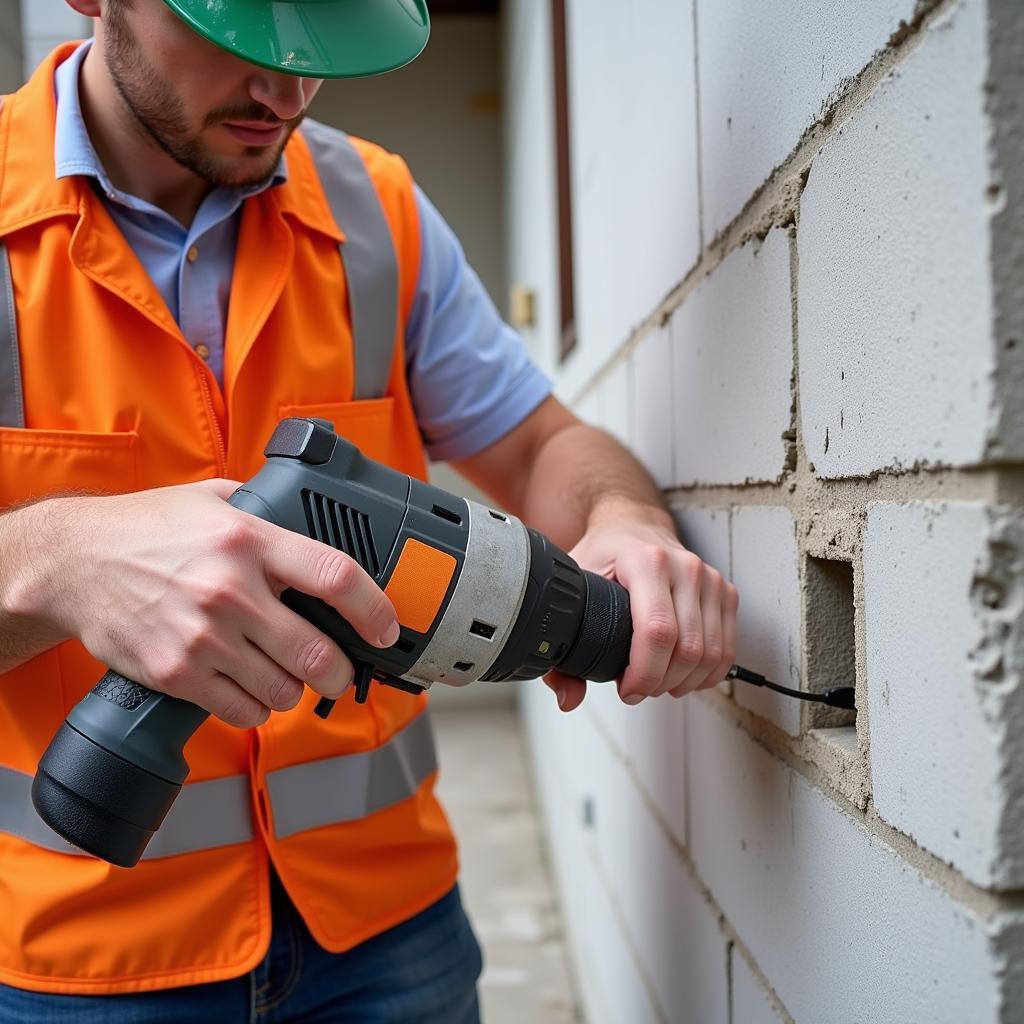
983;0;1024;462
865;502;1024;889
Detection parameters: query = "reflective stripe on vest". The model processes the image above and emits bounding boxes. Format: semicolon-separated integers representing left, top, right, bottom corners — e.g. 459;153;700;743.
0;121;399;424
0;710;437;857
301;119;399;402
0;768;253;858
267;708;437;840
0;242;23;428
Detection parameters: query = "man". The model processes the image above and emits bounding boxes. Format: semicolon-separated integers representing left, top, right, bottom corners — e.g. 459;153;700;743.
0;0;738;1018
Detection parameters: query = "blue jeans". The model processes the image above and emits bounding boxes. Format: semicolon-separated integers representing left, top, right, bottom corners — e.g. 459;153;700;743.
0;869;482;1023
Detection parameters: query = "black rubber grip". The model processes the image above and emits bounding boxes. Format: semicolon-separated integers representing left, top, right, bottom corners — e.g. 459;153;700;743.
559;573;633;682
33;722;181;868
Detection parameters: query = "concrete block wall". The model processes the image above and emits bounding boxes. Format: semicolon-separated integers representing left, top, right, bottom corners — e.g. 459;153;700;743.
504;0;1024;1020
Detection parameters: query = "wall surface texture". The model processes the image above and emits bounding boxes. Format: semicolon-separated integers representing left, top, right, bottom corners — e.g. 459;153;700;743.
504;1;1024;1021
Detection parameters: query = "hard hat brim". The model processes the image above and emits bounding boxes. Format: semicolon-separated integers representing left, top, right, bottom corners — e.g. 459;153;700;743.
162;0;430;79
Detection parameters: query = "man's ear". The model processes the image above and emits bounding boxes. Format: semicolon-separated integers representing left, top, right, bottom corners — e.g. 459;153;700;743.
65;0;102;17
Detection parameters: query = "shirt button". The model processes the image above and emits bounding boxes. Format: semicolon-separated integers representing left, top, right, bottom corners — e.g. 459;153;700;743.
195;343;211;360
186;245;199;263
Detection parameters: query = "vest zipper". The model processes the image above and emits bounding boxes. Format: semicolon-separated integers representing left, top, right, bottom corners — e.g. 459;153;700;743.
197;370;228;476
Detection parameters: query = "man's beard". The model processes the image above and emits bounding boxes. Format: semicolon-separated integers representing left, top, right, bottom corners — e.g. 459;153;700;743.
103;7;303;188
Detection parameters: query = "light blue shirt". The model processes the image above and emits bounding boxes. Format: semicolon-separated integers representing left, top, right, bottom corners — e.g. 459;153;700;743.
53;42;551;461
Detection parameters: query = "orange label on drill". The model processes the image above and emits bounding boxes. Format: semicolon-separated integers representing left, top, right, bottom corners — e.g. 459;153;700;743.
384;539;457;634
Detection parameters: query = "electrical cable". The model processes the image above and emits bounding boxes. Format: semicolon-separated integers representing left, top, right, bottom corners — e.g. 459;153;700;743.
726;665;856;710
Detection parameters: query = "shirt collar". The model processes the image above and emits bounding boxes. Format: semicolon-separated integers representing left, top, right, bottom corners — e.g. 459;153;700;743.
53;39;287;217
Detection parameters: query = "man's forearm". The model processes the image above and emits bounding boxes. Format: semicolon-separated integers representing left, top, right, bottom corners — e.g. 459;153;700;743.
518;423;675;550
0;500;74;671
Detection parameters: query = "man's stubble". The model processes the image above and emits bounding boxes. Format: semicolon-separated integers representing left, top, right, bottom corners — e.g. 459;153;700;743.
102;3;303;189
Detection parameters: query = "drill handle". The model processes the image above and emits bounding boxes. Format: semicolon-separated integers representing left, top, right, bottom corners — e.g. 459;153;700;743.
71;670;211;783
32;670;211;867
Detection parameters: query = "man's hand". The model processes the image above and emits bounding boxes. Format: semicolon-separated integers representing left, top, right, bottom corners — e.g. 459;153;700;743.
452;395;739;714
544;499;739;713
2;480;400;728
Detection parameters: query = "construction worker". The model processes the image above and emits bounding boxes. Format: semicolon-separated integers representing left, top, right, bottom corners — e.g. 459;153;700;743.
0;0;739;1019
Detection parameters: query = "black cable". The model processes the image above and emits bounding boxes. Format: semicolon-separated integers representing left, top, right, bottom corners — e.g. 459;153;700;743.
725;665;856;711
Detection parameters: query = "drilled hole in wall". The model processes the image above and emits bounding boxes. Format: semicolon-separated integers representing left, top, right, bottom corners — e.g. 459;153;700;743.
805;556;857;729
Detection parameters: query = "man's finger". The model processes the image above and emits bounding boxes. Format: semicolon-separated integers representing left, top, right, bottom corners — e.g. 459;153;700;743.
544;670;587;712
223;638;308;711
614;548;681;702
713;582;740;687
258;523;400;649
192;671;271;729
249;596;356;700
671;575;736;698
691;569;726;692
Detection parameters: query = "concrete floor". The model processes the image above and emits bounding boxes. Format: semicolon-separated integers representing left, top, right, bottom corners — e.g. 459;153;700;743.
433;705;581;1024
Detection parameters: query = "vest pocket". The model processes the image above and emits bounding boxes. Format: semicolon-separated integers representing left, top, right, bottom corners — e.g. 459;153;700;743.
278;398;398;466
0;427;140;510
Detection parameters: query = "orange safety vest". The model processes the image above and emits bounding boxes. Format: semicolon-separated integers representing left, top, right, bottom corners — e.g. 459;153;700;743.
0;44;458;994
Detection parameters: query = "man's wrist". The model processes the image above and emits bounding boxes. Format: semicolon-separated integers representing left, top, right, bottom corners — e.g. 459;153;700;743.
585;492;676;539
1;497;80;637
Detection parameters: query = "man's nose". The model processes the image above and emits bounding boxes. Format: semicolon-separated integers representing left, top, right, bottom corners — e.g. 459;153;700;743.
247;72;308;122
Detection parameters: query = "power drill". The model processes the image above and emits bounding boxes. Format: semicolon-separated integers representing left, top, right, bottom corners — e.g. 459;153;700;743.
31;418;854;867
32;417;634;868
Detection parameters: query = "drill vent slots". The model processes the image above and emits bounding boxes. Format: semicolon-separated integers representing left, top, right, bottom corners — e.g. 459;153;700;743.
301;489;380;578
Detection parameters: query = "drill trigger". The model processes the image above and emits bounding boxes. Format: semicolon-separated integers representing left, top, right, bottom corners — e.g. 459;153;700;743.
352;660;374;704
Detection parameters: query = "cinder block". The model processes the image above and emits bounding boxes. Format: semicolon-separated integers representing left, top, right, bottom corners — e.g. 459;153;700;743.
798;0;1004;477
630;326;673;489
672;230;793;487
521;689;666;1024
730;507;802;735
595;359;633;450
572;388;601;432
864;501;1024;889
585;689;687;849
567;0;700;383
571;359;632;461
673;507;731;580
698;0;918;239
688;697;1023;1024
731;948;787;1024
595;755;728;1023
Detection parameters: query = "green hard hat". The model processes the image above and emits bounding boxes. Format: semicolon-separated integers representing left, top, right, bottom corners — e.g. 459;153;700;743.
161;0;430;78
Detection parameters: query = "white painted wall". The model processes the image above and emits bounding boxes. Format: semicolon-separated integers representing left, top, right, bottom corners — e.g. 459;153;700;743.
506;0;1024;1019
0;0;23;94
18;0;88;79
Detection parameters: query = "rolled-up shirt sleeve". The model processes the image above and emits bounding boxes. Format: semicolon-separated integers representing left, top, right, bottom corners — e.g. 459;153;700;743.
405;186;552;462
